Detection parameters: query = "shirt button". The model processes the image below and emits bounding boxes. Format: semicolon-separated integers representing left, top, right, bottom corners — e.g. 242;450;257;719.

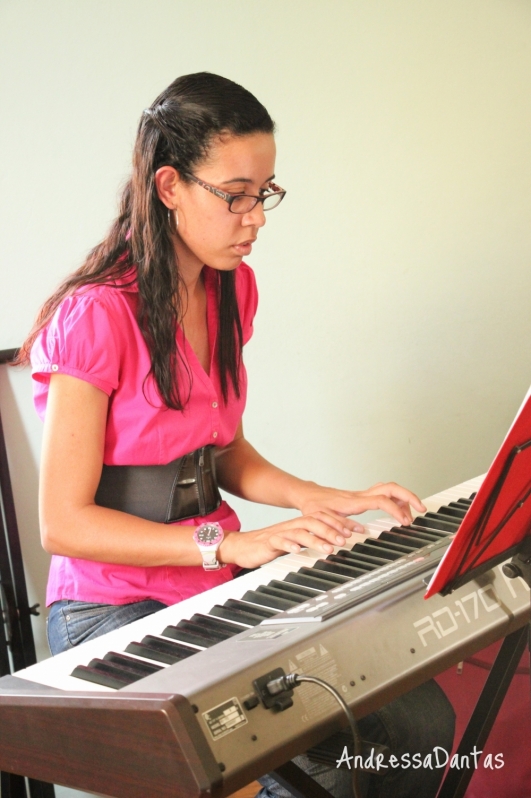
213;431;218;439
51;364;59;372
212;401;218;408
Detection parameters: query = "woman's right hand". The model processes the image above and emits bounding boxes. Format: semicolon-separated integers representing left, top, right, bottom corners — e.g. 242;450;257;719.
219;511;354;570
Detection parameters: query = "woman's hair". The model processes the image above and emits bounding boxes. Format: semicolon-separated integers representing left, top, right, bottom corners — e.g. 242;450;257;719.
17;72;275;408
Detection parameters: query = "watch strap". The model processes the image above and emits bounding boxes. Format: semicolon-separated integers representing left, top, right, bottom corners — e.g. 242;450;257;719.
200;549;222;570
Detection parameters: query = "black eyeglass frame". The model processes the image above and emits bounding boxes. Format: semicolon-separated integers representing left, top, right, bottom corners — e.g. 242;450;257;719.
186;174;286;213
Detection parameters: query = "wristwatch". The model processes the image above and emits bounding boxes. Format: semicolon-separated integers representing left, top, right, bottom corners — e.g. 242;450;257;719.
193;522;225;571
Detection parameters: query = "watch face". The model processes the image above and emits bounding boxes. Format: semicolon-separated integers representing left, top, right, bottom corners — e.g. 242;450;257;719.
195;523;222;546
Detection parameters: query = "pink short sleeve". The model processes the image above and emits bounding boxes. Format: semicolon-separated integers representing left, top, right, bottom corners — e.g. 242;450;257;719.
236;262;259;345
31;292;121;419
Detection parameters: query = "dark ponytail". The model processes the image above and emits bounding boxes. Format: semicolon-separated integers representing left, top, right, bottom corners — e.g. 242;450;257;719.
17;72;274;408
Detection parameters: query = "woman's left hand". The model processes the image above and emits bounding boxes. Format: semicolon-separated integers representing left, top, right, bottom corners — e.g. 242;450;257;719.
297;482;427;533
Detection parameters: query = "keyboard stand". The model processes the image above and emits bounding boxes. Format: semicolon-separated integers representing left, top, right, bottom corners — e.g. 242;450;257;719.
271;761;336;798
437;537;531;797
0;349;55;798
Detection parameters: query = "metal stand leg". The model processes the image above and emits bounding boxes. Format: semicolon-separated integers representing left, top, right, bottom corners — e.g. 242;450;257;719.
437;624;528;798
271;761;336;798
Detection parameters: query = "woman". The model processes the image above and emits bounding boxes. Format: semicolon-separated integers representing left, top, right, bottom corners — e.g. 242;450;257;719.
18;73;454;797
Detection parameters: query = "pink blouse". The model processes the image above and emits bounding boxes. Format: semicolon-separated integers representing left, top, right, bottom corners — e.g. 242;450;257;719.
31;263;258;607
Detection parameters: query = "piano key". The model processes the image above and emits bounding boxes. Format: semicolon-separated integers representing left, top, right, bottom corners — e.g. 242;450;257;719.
448;500;470;510
352;540;409;558
71;655;164;689
161;623;222;648
437;506;467;520
328;552;381;569
70;662;133;690
208;604;264;626
240;590;298;611
403;525;450;540
72;654;162;689
410;516;458;533
223;598;277;617
295;566;349;585
282;570;340;591
312;559;370;579
388;526;443;543
103;651;163;676
375;532;424;550
326;552;377;579
252;585;312;608
266;580;321;600
188;613;247;635
125;635;197;664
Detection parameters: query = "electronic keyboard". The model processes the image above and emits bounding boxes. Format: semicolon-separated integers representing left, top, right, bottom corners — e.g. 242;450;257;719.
0;475;528;798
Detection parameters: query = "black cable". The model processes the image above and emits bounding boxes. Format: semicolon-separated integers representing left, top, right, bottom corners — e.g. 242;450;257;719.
266;672;363;798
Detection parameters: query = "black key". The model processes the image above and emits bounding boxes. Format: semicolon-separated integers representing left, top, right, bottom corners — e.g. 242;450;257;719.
389;526;442;546
176;619;228;641
256;585;308;603
313;559;368;579
448;501;469;512
125;635;197;664
351;541;405;559
267;580;320;599
413;515;459;533
73;657;151;688
71;663;131;690
344;546;393;566
408;519;451;540
209;604;263;626
326;554;376;579
162;623;217;648
104;651;162;676
190;613;245;635
241;590;296;611
437;506;466;520
366;536;418;554
224;599;277;617
283;571;329;592
182;616;239;640
161;620;226;648
297;566;349;585
457;498;473;507
329;552;380;570
377;532;422;551
427;511;461;526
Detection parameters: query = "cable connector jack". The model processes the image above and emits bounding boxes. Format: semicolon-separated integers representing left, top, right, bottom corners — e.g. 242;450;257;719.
252;667;295;712
265;672;300;695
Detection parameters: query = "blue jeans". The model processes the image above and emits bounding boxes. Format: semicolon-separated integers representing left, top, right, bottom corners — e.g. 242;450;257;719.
46;599;167;655
48;602;454;797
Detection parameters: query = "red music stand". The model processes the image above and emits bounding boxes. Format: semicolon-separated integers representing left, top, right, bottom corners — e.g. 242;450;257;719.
426;387;531;798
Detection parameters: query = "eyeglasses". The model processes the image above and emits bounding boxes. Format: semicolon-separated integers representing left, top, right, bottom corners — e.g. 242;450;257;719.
187;174;286;214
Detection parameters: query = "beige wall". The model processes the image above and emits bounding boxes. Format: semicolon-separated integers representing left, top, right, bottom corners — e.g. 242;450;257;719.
1;5;531;789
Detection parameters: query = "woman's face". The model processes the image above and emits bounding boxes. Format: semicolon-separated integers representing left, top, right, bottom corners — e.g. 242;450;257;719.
157;132;277;278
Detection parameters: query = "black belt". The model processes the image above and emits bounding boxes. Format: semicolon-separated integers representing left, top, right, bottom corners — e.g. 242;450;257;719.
94;445;221;524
